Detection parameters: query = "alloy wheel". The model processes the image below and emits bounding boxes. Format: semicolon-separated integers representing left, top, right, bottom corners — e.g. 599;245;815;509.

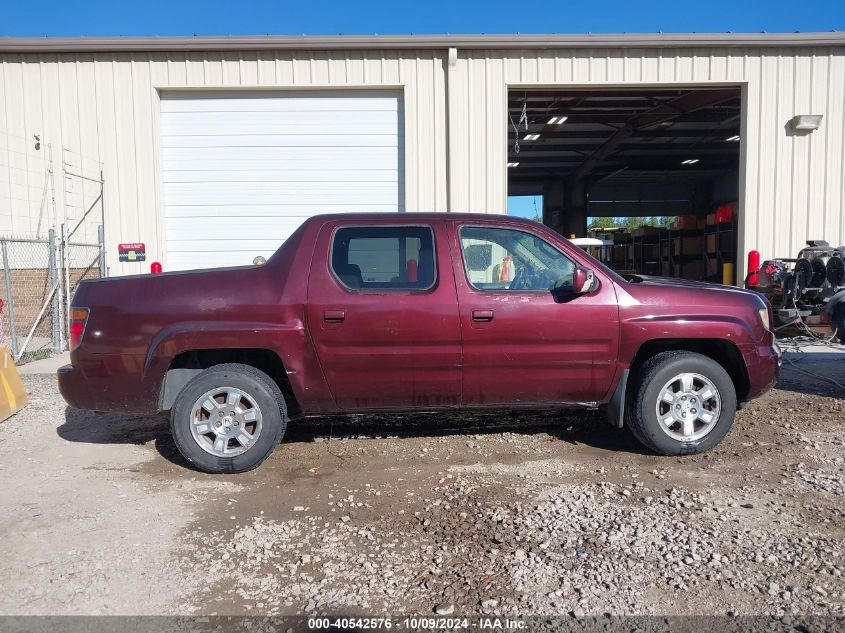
654;372;722;442
189;386;263;457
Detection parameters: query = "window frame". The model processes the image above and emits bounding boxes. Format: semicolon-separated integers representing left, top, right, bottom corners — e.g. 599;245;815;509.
329;224;439;294
457;224;576;294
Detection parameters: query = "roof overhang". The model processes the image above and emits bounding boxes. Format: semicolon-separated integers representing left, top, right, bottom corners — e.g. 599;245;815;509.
1;32;844;54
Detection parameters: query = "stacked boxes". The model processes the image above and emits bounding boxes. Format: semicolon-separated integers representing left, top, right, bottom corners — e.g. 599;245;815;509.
706;231;734;254
595;209;737;283
673;235;704;256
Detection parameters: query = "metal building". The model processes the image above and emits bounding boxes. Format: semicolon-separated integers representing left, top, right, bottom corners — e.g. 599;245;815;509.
0;33;843;279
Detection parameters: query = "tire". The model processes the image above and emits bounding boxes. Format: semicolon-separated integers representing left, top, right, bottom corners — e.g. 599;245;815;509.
170;363;287;474
625;351;737;456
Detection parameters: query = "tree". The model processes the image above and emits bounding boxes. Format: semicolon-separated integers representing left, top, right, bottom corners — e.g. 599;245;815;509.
587;215;677;230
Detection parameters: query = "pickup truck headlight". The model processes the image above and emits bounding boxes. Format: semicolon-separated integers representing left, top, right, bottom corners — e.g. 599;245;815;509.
758;307;771;332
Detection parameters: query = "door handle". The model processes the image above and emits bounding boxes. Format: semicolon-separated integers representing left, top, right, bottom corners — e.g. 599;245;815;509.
471;309;494;322
323;309;346;323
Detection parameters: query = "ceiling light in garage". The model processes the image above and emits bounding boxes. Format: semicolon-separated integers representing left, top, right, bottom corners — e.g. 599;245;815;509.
726;135;740;141
507;161;520;167
524;133;540;141
547;116;568;125
681;159;700;165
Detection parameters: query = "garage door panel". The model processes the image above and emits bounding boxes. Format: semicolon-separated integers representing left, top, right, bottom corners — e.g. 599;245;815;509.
163;170;399;184
162;121;398;138
163;181;398;205
162;94;400;113
162;145;399;165
163;158;399;173
164;204;399;218
160;134;398;149
166;216;309;240
165;251;279;269
166;238;287;252
161;91;403;271
161;110;397;133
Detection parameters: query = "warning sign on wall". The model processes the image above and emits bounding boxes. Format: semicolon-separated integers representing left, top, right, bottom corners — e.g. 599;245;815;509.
118;243;146;262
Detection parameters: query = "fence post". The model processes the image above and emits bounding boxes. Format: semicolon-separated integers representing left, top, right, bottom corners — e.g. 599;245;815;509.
61;223;70;341
1;241;19;359
48;229;62;353
98;224;106;278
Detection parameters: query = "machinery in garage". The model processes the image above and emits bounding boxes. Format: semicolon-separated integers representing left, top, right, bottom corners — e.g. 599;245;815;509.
746;240;845;341
508;87;742;283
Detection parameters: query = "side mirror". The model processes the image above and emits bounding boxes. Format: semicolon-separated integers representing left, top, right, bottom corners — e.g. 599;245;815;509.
572;266;597;294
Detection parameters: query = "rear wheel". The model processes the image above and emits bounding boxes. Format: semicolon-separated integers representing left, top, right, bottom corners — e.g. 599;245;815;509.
170;363;287;473
625;351;737;455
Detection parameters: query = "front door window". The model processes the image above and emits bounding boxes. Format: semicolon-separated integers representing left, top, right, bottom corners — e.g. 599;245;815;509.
459;226;575;293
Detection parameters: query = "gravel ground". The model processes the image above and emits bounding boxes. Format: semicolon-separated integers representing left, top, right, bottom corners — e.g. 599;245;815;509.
0;347;843;618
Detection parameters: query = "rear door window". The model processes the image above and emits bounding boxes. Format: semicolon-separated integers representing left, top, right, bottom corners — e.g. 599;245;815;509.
331;226;436;291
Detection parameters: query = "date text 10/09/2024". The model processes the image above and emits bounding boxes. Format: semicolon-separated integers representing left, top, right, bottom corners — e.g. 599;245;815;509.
307;617;527;630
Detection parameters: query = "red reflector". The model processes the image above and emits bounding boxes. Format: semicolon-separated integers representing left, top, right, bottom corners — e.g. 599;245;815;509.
69;308;89;350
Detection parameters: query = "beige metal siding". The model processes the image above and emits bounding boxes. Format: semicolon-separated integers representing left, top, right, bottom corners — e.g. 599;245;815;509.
450;46;845;279
1;44;844;281
0;50;448;274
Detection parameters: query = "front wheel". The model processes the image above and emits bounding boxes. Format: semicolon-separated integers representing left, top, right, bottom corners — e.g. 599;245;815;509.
625;351;737;455
170;363;287;473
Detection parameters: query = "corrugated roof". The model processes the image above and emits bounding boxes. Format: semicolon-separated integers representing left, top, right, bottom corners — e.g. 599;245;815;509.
0;32;844;53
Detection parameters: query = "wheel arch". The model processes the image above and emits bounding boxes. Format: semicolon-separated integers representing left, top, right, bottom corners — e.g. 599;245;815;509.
629;338;750;405
159;348;301;416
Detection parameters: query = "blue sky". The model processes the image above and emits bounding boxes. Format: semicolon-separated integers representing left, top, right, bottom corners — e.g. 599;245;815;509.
1;0;842;37
508;196;543;220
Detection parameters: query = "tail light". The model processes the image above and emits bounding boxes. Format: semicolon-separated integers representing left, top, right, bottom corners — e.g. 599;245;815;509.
69;308;89;350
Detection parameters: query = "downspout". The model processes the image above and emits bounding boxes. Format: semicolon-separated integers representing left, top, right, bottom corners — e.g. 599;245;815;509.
445;47;458;212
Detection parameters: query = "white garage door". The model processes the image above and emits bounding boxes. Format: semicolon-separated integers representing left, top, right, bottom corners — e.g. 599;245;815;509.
160;91;403;270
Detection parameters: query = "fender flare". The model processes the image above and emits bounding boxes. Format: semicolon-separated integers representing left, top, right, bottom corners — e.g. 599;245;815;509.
142;320;311;411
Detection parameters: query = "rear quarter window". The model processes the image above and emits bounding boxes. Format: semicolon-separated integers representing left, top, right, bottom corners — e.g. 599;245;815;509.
330;225;437;291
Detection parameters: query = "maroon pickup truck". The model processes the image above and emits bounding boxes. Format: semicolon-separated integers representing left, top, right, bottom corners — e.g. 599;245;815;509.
59;213;780;473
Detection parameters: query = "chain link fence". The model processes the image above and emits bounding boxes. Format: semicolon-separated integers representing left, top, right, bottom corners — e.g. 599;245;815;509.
0;228;105;363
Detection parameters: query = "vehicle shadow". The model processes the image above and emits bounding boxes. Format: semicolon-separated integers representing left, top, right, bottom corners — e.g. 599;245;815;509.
285;407;648;454
57;404;648;469
57;407;194;469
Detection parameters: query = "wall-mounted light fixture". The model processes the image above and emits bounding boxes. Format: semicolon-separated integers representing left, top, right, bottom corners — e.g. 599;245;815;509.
791;115;823;132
